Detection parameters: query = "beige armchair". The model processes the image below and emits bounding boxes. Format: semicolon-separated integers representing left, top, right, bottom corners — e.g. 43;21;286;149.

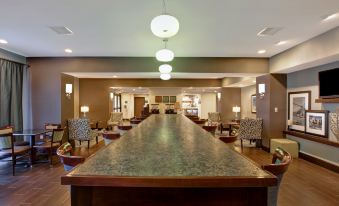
208;112;221;126
107;112;123;130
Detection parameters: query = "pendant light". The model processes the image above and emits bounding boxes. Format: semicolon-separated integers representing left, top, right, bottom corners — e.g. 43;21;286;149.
151;0;179;38
159;64;172;73
160;73;171;80
155;39;174;62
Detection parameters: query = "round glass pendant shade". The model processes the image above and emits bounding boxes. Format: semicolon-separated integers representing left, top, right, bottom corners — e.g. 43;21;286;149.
156;49;174;62
160;73;171;80
151;14;179;38
159;64;172;73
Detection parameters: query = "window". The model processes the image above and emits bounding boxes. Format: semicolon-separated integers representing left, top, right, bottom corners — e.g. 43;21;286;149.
113;93;121;112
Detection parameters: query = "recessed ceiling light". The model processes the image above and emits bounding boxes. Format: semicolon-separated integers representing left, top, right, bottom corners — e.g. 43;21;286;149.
64;48;72;53
0;39;8;44
253;80;256;83
257;50;266;54
133;89;136;91
322;13;338;21
113;75;118;78
276;41;287;46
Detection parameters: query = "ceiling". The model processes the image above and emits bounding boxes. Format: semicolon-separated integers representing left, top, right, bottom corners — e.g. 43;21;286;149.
0;0;338;57
109;87;222;94
64;72;263;79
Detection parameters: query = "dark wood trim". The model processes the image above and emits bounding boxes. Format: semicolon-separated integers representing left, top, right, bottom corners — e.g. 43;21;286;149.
288;91;311;120
283;130;339;148
315;98;339;103
299;152;339;173
61;175;276;187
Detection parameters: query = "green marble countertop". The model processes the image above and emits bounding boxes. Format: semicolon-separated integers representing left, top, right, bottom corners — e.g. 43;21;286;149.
63;115;275;187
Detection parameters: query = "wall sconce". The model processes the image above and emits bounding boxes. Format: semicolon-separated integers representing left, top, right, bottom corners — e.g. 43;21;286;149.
65;84;72;99
80;106;89;117
110;92;114;100
287;119;293;130
217;92;221;100
232;106;241;120
258;83;265;99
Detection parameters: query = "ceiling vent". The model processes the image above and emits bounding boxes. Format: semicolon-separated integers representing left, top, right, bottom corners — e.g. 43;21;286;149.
257;27;282;36
49;26;73;35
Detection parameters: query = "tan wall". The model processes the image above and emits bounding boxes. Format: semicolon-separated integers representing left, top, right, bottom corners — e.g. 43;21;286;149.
220;88;241;122
270;27;339;73
241;85;256;119
28;57;268;128
256;74;287;148
60;74;79;127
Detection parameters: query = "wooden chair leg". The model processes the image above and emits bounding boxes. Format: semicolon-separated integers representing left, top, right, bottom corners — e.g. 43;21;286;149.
96;136;98;144
87;141;90;149
12;154;16;176
241;139;243;151
49;148;53;166
79;140;81;145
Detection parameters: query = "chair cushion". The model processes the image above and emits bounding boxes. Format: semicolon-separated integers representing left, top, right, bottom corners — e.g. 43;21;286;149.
33;141;61;148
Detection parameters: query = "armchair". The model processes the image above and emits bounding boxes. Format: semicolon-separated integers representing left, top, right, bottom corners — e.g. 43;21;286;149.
68;119;98;149
238;118;263;150
107;112;123;130
208;112;221;126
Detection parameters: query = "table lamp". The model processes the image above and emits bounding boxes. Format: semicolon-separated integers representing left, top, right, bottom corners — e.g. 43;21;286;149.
81;106;89;117
232;106;240;120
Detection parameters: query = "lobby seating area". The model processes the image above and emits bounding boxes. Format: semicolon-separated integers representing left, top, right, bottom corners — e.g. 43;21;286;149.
0;1;338;205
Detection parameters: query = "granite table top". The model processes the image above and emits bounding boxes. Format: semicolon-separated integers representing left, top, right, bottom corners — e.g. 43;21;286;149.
62;114;276;187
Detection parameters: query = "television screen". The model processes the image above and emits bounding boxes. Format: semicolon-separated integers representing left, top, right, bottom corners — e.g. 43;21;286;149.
319;68;339;98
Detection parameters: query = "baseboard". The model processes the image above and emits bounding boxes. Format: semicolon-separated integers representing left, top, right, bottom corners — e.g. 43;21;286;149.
299;152;339;173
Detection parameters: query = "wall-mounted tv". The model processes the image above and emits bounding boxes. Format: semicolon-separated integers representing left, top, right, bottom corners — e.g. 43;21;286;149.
319;68;339;98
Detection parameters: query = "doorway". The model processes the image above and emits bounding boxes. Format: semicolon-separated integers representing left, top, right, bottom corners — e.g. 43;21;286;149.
134;97;145;117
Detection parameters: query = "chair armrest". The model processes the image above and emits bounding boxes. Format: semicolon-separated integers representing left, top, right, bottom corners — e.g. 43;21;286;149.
60;156;85;167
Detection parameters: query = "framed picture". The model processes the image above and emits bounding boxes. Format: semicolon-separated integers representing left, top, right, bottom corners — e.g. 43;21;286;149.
251;94;256;113
170;96;176;103
305;110;329;137
155;96;162;103
288;91;311;132
163;96;169;103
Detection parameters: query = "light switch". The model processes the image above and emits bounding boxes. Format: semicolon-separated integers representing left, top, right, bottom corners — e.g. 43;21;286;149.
274;107;278;112
40;134;44;139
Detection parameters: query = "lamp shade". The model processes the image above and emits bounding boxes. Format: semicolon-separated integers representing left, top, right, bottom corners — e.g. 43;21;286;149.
151;14;179;38
232;106;240;113
160;73;171;80
65;84;72;94
156;49;174;62
159;64;172;73
80;106;89;113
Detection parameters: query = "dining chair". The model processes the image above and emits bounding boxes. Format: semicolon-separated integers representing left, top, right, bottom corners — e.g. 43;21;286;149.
262;147;292;206
33;128;64;165
57;142;85;171
219;136;238;144
202;125;218;135
68;119;98;149
0;126;31;176
107;112;123;130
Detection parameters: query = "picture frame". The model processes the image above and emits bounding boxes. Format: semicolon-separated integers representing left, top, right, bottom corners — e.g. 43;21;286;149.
169;96;176;103
251;94;256;113
288;91;311;132
162;96;169;103
305;110;329;137
155;96;162;103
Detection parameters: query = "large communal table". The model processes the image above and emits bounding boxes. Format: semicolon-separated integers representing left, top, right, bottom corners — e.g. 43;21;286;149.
62;114;276;206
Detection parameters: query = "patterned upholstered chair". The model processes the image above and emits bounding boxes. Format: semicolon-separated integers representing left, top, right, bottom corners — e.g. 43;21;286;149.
208;112;221;126
107;112;123;130
238;118;263;150
68;119;98;149
57;142;85;171
33;128;64;165
0;126;30;175
262;147;292;206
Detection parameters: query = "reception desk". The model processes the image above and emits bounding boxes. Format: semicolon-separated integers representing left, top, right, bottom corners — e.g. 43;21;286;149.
62;114;276;206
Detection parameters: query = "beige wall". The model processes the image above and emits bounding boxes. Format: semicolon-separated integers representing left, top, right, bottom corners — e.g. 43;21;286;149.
200;93;217;119
220;88;241;122
270;27;339;73
241;85;256;119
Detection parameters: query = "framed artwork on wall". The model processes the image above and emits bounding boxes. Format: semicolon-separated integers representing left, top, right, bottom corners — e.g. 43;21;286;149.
170;96;176;103
155;96;162;103
288;91;311;132
305;110;329;137
251;94;256;113
163;96;169;103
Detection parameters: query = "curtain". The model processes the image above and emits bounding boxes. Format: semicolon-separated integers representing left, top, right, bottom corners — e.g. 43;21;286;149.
22;66;32;131
0;59;25;130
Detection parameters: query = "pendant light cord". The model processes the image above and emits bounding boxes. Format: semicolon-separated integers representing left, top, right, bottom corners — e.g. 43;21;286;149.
162;0;167;14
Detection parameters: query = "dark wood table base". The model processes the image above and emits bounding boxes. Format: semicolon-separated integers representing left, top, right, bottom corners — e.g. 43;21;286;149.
71;186;267;206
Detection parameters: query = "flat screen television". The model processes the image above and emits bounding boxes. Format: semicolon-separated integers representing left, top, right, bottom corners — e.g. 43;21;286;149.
319;68;339;98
